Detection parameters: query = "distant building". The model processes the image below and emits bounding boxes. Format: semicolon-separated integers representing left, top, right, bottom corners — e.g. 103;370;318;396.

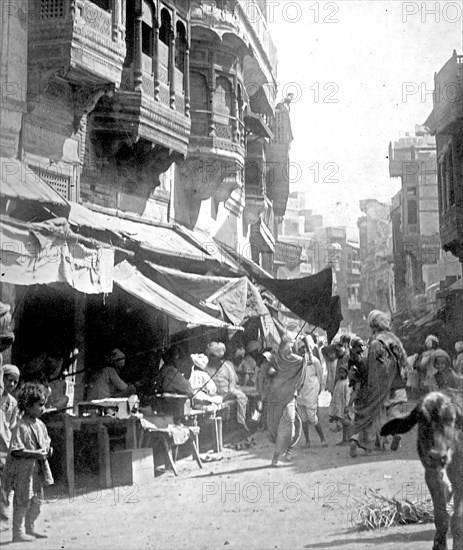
425;50;463;346
388;128;461;316
358;199;394;319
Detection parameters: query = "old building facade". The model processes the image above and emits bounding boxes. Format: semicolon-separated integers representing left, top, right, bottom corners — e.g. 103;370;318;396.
388;128;461;316
0;0;292;403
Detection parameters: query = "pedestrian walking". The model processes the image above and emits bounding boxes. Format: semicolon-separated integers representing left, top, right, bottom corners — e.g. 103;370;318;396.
296;336;327;448
349;310;408;457
328;366;352;445
4;382;53;542
266;334;306;466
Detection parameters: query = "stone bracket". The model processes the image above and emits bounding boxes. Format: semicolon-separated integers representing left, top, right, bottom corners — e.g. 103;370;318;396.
180;157;243;203
72;84;115;132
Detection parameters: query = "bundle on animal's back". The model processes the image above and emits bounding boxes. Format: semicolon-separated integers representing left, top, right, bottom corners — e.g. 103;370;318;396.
380;389;463;550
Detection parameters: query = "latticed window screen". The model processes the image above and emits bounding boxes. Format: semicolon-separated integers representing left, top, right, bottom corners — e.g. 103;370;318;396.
40;0;65;19
30;167;71;200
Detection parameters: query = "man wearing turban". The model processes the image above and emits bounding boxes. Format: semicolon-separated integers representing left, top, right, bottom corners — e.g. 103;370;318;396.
350;310;408;457
205;342;249;431
86;349;136;401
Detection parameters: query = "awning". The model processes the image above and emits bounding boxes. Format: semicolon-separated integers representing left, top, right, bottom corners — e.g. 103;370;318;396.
144;262;268;326
219;242;274;279
68;203;222;268
174;224;243;274
0;158;69;207
68;202;123;237
0;217;114;294
113;261;237;330
257;268;343;343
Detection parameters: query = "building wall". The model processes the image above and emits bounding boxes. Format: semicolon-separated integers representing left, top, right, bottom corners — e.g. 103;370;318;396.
389;130;461;314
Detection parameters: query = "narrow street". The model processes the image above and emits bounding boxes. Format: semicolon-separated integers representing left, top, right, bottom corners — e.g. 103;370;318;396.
3;407;437;550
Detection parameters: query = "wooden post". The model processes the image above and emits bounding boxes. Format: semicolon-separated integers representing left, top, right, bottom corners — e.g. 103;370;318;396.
169;26;176;108
96;425;112;488
73;292;86;407
184;43;190;116
153;18;160;101
133;0;143;91
64;416;75;498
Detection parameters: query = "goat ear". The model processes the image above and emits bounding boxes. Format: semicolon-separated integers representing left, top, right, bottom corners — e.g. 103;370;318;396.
380;406;420;436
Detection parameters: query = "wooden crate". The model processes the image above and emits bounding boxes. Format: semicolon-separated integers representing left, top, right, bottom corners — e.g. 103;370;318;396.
110;448;154;487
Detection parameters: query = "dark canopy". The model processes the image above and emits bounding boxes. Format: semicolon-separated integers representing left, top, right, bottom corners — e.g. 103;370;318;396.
257;268;343;343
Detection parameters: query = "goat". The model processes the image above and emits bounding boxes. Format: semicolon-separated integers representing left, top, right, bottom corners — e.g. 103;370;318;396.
380;389;463;550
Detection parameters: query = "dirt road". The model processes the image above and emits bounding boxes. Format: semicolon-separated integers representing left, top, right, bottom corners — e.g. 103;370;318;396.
1;407;443;550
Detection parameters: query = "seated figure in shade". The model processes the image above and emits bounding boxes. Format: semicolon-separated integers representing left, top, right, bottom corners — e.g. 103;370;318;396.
86;348;136;401
236;341;260;387
205;342;249;431
155;347;194;398
189;353;222;409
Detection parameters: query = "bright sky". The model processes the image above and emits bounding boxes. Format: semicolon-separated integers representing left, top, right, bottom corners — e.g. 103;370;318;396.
267;0;463;237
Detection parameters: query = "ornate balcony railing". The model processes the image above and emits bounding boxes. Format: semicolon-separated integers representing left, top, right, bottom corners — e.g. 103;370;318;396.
29;0;126;86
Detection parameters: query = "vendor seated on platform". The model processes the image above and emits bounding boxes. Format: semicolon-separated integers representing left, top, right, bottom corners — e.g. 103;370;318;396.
189;353;222;408
206;342;249;431
24;345;70;411
86;349;136;401
156;347;194;398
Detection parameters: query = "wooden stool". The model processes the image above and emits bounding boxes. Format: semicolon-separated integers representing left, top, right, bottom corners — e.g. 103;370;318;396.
142;426;203;476
209;417;223;453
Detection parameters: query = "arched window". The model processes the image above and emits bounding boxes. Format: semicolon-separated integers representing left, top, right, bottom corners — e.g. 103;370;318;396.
237;84;243;120
124;2;134;65
175;21;187;73
159;8;171;46
142;1;154;57
213;76;232;125
407;199;418;226
438;163;444;213
191;73;208;110
448;150;455;206
190;72;208;135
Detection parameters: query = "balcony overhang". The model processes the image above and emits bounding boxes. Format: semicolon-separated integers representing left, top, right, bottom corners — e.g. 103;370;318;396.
426;51;463;135
91;91;190;156
28;0;126;87
245;113;273;139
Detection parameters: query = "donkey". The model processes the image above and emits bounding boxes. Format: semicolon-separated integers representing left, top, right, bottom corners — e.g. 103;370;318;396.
380;389;463;550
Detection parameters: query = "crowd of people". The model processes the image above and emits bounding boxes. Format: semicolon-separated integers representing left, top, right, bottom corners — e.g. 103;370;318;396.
1;297;463;540
263;309;463;465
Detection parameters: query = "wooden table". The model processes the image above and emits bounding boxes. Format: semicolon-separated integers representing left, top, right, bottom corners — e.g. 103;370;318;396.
44;413;140;495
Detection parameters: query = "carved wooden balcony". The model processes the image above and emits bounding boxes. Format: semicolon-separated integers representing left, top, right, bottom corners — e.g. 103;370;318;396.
91;27;190;156
440;205;463;258
190;0;277;112
428;51;463;135
28;0;126;86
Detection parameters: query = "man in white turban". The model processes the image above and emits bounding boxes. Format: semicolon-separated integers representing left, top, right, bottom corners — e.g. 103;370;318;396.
206;342;249;430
